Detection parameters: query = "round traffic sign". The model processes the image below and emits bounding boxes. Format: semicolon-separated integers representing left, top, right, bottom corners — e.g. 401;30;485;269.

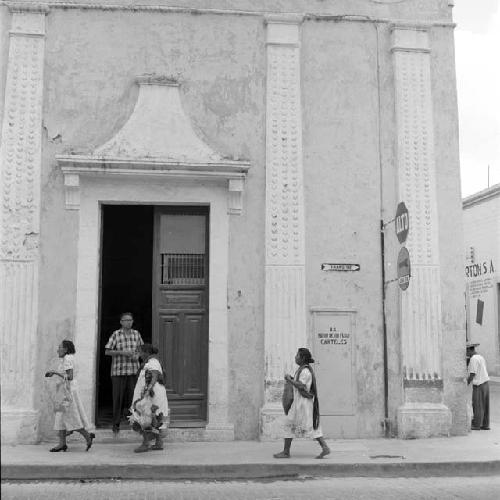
395;202;409;244
397;246;411;291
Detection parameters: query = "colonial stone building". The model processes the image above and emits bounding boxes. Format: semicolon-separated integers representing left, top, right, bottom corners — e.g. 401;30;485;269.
0;0;468;444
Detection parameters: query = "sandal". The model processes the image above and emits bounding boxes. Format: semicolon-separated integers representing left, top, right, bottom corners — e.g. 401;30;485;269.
273;451;290;458
86;432;95;452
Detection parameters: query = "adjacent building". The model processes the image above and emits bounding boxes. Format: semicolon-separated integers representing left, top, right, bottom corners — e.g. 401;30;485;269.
463;184;500;376
0;0;468;444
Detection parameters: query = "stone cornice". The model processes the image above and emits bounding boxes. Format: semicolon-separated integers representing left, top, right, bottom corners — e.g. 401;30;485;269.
57;155;250;175
58;157;249;213
463;183;500;209
1;2;455;27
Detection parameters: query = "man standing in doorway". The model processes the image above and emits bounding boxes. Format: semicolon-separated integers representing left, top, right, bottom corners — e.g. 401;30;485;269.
105;312;144;434
466;342;490;431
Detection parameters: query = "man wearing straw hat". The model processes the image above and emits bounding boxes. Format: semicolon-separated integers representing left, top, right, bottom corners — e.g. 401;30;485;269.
466;342;490;430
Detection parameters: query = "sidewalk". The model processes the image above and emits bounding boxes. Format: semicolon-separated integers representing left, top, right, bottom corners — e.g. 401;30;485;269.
2;427;499;480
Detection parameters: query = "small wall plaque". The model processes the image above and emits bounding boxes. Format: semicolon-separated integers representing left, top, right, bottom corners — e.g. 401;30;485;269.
321;263;360;272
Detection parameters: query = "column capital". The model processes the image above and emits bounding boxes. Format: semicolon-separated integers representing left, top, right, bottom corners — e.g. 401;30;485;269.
265;13;303;46
391;23;431;53
6;2;49;14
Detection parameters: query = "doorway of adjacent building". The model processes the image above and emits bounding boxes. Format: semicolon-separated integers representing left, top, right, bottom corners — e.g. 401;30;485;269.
96;205;209;428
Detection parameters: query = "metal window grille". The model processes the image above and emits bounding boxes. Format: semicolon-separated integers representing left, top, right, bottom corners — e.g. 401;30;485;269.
161;253;205;285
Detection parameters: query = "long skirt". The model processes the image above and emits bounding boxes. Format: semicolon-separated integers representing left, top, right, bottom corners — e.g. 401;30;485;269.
283;390;322;439
53;384;90;431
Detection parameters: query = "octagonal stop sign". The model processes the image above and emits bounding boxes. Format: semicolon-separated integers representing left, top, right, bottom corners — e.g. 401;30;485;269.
395;201;409;244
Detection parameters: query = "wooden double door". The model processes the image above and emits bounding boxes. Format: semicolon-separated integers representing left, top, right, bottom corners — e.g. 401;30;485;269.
153;207;209;424
97;205;209;426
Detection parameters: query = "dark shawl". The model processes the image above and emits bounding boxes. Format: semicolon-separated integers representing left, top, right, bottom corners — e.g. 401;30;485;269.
295;364;320;430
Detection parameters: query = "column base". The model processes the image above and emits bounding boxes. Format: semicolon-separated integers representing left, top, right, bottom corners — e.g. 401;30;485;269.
397;402;451;439
203;423;235;441
1;408;40;444
260;402;285;441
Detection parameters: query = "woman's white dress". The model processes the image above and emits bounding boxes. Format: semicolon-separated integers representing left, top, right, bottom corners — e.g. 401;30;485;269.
130;357;169;429
283;367;322;439
53;354;90;431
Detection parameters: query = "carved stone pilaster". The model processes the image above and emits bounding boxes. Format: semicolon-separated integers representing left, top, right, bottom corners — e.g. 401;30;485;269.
261;15;306;439
0;4;47;444
391;24;451;438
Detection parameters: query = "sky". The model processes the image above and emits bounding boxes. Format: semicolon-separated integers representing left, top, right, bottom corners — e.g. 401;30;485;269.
453;0;500;197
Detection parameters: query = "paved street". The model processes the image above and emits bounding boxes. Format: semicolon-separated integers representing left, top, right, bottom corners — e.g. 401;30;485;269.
3;477;500;500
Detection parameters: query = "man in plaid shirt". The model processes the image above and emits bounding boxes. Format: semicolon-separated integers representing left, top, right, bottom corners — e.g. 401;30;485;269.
105;312;144;434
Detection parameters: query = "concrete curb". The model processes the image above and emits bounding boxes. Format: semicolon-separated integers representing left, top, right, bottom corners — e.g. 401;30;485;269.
3;461;500;480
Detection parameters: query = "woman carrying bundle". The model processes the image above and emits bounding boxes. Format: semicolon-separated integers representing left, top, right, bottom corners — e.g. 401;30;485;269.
274;347;330;459
129;343;169;453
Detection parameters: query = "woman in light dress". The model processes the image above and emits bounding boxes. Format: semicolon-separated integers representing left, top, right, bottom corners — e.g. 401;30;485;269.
129;343;169;453
45;339;95;452
274;347;330;459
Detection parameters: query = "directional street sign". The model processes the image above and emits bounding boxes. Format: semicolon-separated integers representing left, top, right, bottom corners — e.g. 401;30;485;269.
397;247;411;291
395;201;409;244
321;263;360;272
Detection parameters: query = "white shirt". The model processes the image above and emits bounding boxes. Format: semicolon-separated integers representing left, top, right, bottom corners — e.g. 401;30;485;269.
468;354;489;386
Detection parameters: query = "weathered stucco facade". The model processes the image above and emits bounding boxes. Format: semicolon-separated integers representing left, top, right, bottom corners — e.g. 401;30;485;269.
0;0;468;444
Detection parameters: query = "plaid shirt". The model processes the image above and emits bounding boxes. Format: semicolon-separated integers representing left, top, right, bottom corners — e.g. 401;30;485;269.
105;329;144;376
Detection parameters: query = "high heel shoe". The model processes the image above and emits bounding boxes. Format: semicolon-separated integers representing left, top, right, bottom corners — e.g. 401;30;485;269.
49;444;67;452
86;432;95;452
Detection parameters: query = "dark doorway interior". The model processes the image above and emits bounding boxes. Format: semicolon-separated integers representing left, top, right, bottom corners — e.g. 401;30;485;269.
96;205;154;427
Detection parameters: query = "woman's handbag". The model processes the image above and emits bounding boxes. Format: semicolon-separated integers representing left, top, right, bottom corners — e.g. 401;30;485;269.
52;379;73;413
282;379;294;415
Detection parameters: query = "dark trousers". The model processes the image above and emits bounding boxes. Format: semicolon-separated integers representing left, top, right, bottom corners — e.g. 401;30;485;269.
111;375;137;428
472;381;490;429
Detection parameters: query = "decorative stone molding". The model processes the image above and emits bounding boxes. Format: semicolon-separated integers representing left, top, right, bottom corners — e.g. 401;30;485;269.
72;176;235;439
261;15;306;439
0;4;47;444
391;24;450;437
57;77;249;215
6;2;50;15
397;403;451;439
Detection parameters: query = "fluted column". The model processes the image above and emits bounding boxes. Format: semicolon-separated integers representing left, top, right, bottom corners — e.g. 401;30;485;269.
0;3;48;444
391;24;451;438
261;14;306;439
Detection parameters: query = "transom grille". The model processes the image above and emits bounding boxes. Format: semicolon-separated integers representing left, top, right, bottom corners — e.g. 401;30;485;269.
161;253;205;285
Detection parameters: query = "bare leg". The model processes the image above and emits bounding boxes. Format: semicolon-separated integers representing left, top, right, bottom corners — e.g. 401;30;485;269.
315;436;330;459
273;438;292;458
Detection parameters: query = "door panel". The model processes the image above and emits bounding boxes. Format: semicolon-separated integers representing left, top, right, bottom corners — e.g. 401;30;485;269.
183;314;204;393
158;314;180;395
153;208;209;425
